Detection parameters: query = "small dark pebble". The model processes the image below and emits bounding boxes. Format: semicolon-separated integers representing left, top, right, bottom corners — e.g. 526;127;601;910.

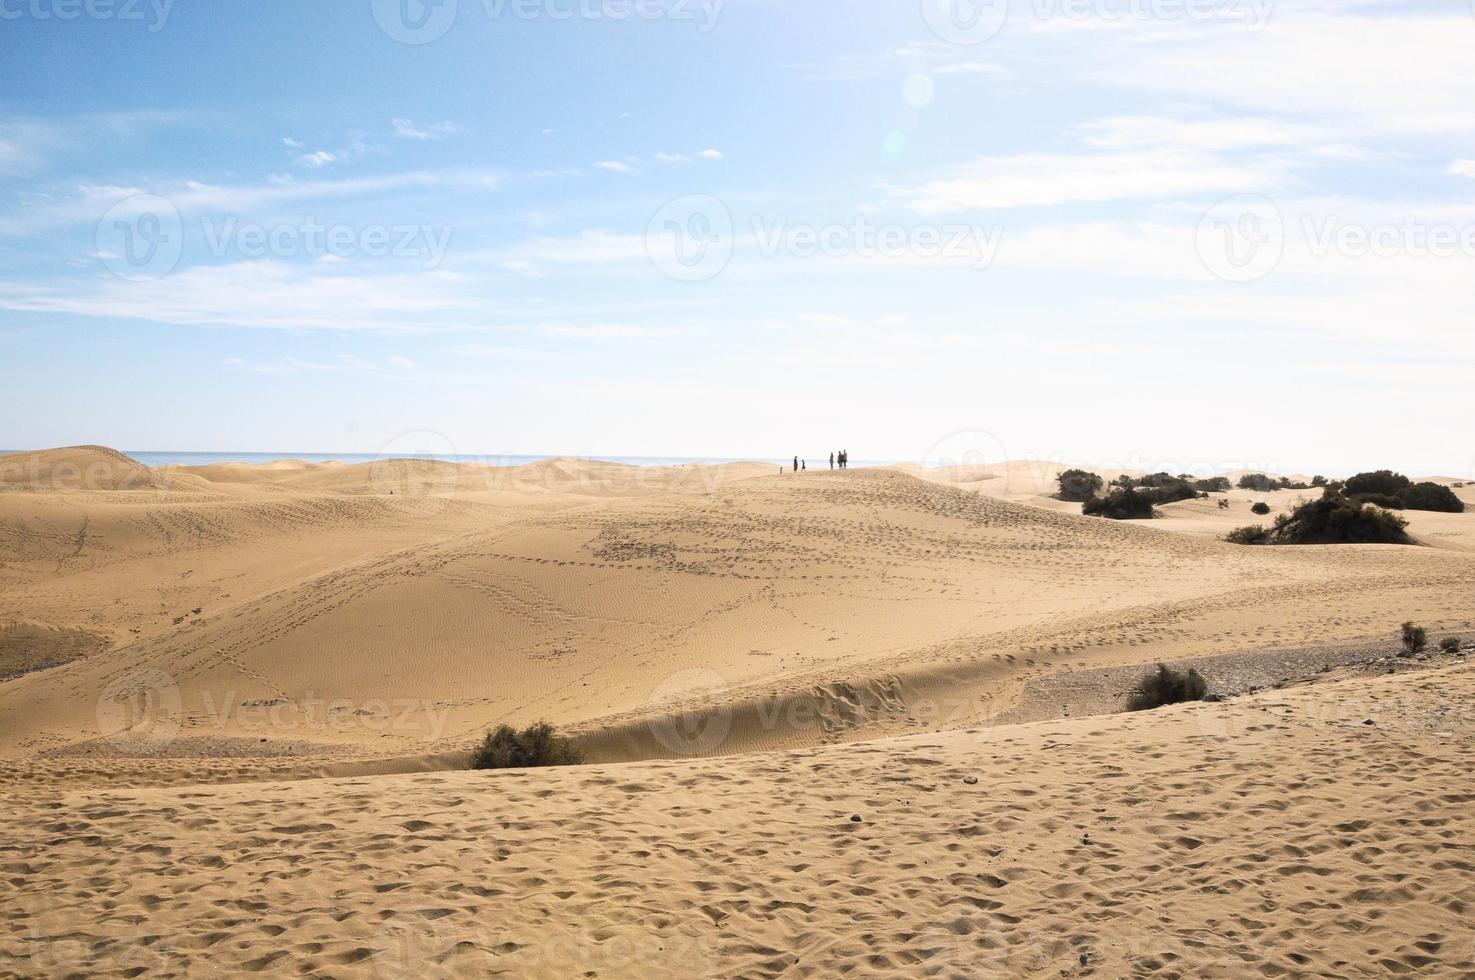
963;775;978;785
850;814;861;823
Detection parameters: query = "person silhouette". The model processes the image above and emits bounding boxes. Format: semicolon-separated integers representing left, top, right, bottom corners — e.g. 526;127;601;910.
829;452;835;470
793;455;798;473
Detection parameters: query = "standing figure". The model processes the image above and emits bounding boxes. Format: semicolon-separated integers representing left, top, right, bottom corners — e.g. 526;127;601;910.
793;456;799;473
829;452;835;470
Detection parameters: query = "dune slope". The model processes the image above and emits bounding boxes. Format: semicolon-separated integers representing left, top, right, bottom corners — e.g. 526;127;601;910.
3;662;1472;978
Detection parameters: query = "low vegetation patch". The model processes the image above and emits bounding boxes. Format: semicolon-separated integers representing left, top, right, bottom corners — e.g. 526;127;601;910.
1224;524;1268;544
1401;482;1465;513
1440;636;1462;654
1250;502;1271;515
1127;663;1208;711
1225;489;1411;546
1342;471;1464;513
1238;473;1311;492
1056;468;1104;502
1400;622;1427;658
1083;487;1158;520
471;721;583;769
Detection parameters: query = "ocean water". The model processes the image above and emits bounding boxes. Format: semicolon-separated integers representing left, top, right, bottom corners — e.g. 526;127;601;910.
97;451;894;469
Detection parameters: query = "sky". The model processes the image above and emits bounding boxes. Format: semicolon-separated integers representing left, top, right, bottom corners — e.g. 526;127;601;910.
1;0;1473;476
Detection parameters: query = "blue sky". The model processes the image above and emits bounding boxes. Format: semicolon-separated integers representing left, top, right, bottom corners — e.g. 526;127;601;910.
2;0;1473;475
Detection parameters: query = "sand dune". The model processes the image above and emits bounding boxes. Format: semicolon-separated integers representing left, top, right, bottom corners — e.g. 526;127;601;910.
0;445;168;492
2;449;1473;763
5;661;1474;977
3;447;1474;976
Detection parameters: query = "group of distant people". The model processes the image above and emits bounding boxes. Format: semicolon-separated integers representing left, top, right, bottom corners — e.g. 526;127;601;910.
787;450;850;473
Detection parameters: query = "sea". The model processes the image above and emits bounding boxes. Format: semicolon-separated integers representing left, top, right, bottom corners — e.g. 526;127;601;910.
4;451;894;469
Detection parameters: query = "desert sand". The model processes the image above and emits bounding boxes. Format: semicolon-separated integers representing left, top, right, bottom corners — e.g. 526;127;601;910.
2;446;1473;976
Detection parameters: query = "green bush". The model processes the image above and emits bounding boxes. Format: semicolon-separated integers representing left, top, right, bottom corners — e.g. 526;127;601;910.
1344;470;1411;498
1400;622;1427;657
1238;473;1275;492
1195;477;1232;493
1224;491;1410;546
1057;468;1104;502
1127;664;1208;710
1083;487;1157;519
1439;636;1461;653
1348;492;1404;510
471;721;583;769
1401;482;1465;513
1250;502;1271;515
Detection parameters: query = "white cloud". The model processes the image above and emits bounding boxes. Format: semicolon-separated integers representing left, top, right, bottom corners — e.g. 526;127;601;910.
592;160;632;172
932;61;1006;77
0;261;471;331
388;355;417;369
502;259;546;278
538;321;673;339
1448;160;1475;179
295;150;340;168
0;170;501;237
699;149;724;160
655;151;690;164
226;353;379;375
892;148;1288;213
282;136;304;149
1080;115;1326;152
491;230;648;265
452;342;550;359
391;118;463;141
1079;13;1475;137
